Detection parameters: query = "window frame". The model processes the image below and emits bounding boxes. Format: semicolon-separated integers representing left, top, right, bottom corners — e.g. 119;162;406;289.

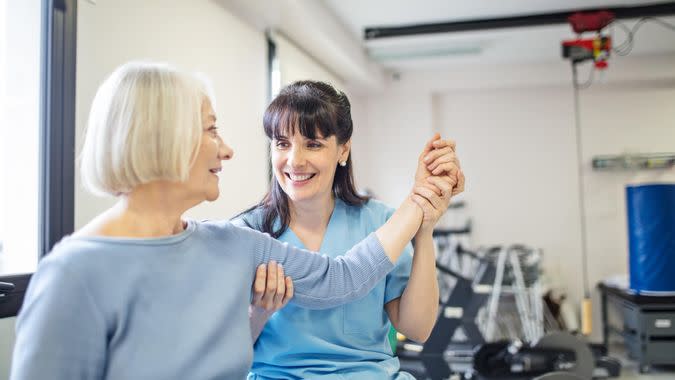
0;0;76;318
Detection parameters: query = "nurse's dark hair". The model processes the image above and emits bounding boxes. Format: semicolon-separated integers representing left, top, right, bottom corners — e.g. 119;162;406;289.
238;80;369;238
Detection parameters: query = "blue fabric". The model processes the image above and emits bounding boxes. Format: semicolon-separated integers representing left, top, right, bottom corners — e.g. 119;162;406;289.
240;199;415;380
11;219;393;380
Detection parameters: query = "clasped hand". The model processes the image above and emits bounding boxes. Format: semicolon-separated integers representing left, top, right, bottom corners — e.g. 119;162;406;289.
410;133;465;234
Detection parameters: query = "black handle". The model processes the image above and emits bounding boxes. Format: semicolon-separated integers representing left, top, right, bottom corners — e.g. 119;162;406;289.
0;281;15;294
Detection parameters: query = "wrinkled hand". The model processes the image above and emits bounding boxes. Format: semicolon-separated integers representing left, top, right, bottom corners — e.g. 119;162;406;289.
249;261;293;317
411;134;466;232
411;177;454;232
415;133;464;196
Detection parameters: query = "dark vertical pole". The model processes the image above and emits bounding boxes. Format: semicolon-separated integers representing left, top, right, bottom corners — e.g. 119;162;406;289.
40;0;76;257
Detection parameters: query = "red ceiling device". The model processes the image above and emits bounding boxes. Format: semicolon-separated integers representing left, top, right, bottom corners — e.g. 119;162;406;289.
562;11;615;69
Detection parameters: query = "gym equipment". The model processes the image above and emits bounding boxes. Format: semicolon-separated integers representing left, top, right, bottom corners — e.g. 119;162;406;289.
599;283;675;373
398;236;621;379
0;281;15;293
473;332;594;379
481;245;544;342
472;332;620;379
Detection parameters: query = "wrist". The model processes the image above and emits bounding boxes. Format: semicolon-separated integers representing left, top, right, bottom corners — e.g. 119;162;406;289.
249;305;273;318
414;228;434;242
405;194;424;218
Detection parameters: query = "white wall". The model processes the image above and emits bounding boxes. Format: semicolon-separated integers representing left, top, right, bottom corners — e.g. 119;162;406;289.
75;0;269;228
350;54;675;341
274;32;344;89
351;93;434;206
436;86;581;292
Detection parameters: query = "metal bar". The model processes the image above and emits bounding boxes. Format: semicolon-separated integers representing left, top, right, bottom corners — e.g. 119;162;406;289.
365;2;675;39
509;249;534;341
485;247;507;340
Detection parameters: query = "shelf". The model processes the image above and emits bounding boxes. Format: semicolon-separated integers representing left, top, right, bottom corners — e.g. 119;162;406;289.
592;153;675;170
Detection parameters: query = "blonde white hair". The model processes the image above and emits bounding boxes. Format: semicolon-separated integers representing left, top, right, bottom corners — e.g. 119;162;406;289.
80;62;210;196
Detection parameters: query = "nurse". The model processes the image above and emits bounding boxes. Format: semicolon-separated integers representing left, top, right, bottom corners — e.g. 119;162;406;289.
238;81;464;379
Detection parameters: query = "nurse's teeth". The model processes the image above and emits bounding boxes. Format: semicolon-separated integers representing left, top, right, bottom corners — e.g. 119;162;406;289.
290;174;312;181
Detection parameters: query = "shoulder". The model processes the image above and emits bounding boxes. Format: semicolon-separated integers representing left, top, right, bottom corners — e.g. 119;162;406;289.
229;205;265;230
43;236;114;267
201;217;271;245
199;219;250;242
31;237;111;291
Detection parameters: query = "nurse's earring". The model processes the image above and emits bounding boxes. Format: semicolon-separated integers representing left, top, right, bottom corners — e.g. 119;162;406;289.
338;161;347;167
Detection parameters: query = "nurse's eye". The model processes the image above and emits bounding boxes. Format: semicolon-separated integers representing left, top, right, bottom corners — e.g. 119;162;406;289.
307;141;323;149
208;126;219;137
275;139;290;149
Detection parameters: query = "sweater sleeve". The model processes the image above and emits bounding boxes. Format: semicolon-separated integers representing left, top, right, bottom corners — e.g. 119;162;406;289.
235;226;394;309
11;256;107;380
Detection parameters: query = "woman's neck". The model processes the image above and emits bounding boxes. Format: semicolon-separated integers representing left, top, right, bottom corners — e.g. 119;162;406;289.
288;194;335;251
77;182;196;238
290;193;335;228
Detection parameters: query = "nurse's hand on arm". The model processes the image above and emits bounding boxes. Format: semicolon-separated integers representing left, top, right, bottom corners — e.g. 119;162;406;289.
249;262;293;341
385;134;465;342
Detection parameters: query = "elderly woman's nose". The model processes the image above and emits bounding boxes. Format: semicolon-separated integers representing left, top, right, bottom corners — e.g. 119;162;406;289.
219;139;233;160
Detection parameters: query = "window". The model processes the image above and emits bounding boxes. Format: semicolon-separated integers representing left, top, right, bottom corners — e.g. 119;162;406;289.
0;0;42;276
0;0;76;318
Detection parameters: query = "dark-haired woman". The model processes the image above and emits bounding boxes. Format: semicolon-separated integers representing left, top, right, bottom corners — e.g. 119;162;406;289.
237;81;465;379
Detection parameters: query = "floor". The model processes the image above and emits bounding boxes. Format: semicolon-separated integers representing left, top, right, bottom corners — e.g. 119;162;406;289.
613;355;674;380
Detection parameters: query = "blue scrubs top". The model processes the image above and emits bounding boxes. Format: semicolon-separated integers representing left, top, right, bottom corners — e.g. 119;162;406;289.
242;199;415;380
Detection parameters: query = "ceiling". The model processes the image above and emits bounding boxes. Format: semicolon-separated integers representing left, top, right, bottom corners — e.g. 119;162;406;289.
322;0;675;71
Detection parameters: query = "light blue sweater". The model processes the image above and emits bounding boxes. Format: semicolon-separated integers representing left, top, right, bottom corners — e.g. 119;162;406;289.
10;219;393;380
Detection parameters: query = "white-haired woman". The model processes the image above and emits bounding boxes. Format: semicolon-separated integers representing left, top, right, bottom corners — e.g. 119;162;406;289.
10;62;453;379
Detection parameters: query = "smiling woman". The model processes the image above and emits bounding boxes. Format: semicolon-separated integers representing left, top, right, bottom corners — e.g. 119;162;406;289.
237;80;464;380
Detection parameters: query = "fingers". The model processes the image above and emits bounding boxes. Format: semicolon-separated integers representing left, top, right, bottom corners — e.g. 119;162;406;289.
431;161;460;177
282;276;294;306
427;149;458;173
452;170;465;196
252;261;292;313
418;133;441;161
414;184;444;211
273;264;285;307
426;176;454;199
423;146;455;167
252;264;267;305
432;138;456;151
260;261;278;309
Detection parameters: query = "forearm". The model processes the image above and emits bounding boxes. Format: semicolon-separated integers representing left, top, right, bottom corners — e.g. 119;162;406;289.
248;225;394;309
375;197;423;263
395;230;439;342
248;306;271;342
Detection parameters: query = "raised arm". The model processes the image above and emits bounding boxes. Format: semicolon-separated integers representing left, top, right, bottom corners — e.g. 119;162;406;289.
244;218;406;310
386;135;465;342
242;155;426;309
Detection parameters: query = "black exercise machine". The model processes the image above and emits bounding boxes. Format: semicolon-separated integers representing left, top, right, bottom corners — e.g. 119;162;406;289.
397;236;621;379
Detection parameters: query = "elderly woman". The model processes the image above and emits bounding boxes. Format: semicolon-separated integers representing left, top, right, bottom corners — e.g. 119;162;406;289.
10;62;454;379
